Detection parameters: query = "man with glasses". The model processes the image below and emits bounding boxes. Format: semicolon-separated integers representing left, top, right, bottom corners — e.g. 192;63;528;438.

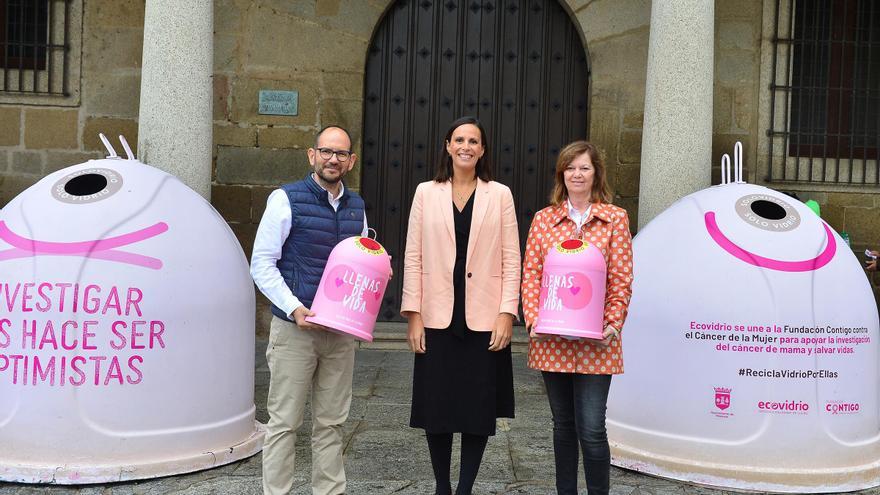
251;125;367;495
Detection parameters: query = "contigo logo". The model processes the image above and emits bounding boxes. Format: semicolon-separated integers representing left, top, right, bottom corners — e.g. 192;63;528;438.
825;402;860;415
757;400;809;412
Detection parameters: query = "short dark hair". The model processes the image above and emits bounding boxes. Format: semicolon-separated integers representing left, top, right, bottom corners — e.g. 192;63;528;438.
433;116;493;183
315;125;353;149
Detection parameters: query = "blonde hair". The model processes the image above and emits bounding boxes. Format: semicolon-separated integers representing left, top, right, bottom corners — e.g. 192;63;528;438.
550;141;612;205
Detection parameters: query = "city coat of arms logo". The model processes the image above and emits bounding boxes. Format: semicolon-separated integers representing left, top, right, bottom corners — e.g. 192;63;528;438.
715;387;732;410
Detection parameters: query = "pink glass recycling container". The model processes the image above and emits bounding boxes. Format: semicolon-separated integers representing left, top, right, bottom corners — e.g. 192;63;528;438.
307;236;391;342
0;155;264;484
534;239;606;339
607;143;880;492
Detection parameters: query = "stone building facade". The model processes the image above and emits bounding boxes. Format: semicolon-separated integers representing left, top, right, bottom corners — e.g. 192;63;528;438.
0;0;877;329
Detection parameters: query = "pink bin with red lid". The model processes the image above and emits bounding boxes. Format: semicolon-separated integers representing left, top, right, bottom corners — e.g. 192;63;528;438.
306;236;391;342
534;239;606;339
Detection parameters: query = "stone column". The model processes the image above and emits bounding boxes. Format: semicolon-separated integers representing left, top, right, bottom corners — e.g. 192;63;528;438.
138;0;213;200
637;0;714;229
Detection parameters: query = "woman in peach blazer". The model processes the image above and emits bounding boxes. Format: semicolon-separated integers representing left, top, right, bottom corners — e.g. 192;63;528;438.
401;116;520;495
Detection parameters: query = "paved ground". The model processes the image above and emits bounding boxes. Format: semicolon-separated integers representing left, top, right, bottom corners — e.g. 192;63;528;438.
1;337;879;495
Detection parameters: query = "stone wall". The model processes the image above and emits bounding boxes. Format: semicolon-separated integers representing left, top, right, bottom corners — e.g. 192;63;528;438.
573;0;767;227
578;0;880;302
1;0;877;321
569;0;650;226
749;0;880;301
0;0;753;249
713;0;762;185
211;0;391;333
0;1;129;205
211;0;389;258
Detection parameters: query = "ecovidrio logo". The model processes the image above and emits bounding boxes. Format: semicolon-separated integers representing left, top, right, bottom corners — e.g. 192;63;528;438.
757;399;810;414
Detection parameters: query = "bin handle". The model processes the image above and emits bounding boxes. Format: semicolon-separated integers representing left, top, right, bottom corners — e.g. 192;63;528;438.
119;135;135;160
98;133;118;159
366;227;378;240
734;141;744;183
721;153;731;185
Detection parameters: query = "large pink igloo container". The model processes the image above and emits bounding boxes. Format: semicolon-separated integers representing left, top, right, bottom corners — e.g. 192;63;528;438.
534;239;606;339
306;236;391;342
0;154;263;484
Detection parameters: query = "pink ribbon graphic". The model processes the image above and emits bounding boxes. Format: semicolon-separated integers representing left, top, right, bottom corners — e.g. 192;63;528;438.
0;221;168;270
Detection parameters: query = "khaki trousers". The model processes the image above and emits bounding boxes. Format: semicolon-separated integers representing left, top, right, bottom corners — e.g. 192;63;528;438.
262;316;356;495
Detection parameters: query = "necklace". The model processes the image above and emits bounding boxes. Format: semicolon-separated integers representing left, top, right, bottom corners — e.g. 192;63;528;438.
453;180;476;203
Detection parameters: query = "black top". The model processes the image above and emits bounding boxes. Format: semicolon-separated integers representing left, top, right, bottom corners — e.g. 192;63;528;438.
410;189;515;435
450;192;475;338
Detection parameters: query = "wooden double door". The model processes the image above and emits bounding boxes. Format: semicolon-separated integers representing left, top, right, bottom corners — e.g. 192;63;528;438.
361;0;590;321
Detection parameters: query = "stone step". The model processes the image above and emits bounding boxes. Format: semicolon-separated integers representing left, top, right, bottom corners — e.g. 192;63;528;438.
359;321;530;353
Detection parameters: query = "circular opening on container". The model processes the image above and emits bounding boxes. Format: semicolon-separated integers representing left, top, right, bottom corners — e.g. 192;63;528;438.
52;168;123;204
359;238;381;251
561;239;583;250
750;200;787;220
734;194;801;232
64;174;108;196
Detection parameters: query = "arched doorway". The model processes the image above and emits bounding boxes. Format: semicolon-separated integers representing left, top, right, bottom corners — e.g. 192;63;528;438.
362;0;590;321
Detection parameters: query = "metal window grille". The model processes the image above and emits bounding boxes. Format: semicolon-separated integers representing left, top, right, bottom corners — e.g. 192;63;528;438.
0;0;69;95
768;0;879;184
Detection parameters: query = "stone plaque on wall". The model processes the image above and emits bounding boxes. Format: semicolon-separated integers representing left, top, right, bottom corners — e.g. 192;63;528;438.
258;90;298;116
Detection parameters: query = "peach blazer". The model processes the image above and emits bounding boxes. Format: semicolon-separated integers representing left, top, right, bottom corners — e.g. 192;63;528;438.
401;179;521;331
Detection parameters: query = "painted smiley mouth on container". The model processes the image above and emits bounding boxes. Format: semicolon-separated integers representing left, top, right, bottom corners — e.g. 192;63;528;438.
704;212;836;272
0;221;168;270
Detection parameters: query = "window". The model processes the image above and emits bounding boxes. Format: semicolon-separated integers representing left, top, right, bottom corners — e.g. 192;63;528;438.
0;0;71;97
0;0;49;70
767;0;879;184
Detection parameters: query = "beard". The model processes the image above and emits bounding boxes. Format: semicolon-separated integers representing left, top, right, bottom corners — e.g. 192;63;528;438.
315;164;346;184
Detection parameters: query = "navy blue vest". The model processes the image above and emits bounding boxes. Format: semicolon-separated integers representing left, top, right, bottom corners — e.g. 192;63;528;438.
271;174;365;321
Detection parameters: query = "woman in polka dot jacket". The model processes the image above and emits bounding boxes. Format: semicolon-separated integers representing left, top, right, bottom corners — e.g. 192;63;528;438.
521;140;633;495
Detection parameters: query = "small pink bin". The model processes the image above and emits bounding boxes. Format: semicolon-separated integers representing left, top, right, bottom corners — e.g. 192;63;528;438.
534;239;606;339
306;236;391;342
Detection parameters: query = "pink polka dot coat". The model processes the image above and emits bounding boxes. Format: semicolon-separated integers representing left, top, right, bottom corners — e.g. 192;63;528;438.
522;202;633;374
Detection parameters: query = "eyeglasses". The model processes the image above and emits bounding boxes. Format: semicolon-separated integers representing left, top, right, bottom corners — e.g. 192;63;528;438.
316;147;352;162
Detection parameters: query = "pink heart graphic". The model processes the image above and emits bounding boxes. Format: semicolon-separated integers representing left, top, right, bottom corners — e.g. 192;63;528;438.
323;264;355;302
558;272;592;310
365;285;383;314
